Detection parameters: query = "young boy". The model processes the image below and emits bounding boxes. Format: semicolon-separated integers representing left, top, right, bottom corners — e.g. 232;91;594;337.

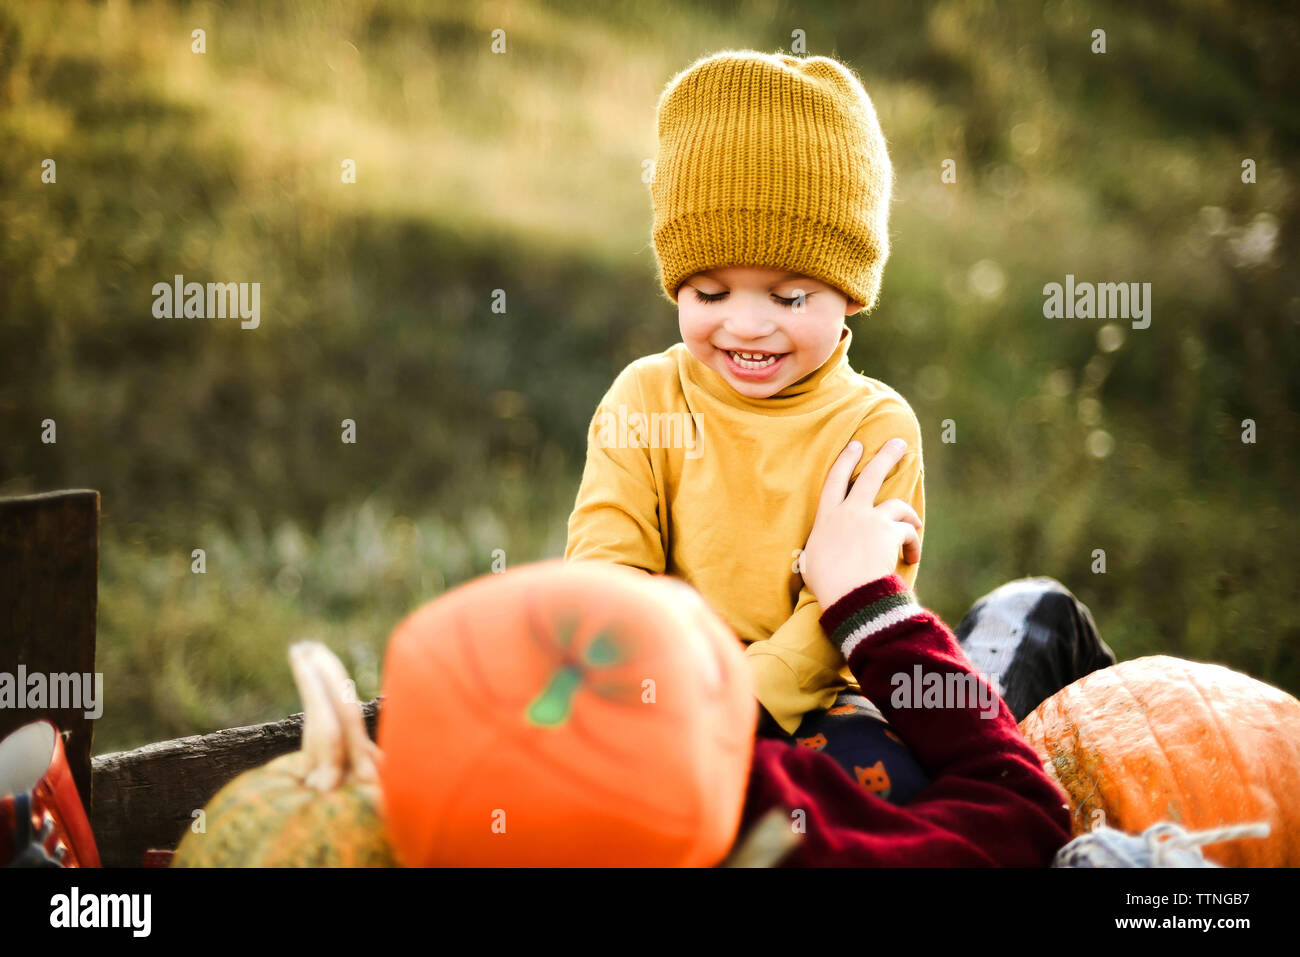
565;50;925;778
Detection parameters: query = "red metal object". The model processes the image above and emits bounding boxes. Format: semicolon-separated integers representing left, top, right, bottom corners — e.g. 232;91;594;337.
0;720;101;867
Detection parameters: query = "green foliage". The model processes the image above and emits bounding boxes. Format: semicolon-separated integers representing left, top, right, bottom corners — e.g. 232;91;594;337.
1;0;1296;751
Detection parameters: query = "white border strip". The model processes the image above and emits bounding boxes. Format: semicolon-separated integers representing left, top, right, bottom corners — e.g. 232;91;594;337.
840;601;924;660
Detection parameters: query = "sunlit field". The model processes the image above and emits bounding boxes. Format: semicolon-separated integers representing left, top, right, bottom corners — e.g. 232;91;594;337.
2;0;1296;752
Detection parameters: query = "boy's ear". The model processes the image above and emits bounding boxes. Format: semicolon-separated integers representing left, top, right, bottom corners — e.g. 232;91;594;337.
845;301;865;317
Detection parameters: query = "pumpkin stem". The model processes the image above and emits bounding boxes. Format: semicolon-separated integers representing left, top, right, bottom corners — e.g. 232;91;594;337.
289;642;379;792
305;642;380;783
718;808;802;867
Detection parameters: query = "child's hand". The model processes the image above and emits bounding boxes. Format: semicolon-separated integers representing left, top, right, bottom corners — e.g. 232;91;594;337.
798;438;922;610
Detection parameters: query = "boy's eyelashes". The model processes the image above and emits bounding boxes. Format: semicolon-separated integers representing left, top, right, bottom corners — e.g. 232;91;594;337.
690;288;812;307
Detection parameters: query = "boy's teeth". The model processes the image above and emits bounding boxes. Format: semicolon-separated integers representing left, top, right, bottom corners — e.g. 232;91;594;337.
728;350;779;369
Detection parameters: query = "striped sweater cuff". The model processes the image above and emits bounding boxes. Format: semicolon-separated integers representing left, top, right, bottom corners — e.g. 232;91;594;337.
818;575;925;660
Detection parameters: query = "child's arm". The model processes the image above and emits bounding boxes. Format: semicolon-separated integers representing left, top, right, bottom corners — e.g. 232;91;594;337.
742;576;1073;866
564;365;666;574
741;439;1069;865
748;428;924;736
745;584;845;735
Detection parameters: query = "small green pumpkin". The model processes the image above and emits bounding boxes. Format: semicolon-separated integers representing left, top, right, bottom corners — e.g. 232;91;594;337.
174;642;397;867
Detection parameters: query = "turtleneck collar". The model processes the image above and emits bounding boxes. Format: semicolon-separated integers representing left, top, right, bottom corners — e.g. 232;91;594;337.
682;325;855;413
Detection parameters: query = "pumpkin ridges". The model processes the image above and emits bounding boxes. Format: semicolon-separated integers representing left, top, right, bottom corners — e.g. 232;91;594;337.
1055;660;1229;856
1070;662;1204;852
179;763;322;866
1246;680;1300;867
1153;658;1274;866
268;793;391;867
1023;671;1092;828
1174;659;1252;841
1115;660;1203;834
1035;679;1123;835
1019;654;1300;867
179;760;294;863
1272;693;1300;866
1104;665;1170;831
1272;689;1300;846
1180;660;1271;865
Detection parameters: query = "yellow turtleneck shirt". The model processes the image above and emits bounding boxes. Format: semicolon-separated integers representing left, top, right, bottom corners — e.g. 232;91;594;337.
564;326;924;735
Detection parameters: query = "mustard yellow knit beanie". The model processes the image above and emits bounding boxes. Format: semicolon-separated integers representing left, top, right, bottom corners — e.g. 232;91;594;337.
651;50;893;311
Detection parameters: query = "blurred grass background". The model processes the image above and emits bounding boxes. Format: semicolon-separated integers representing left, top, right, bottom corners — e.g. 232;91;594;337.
1;0;1297;753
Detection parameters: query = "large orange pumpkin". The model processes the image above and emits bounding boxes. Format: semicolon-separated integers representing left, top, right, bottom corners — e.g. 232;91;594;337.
1018;655;1300;867
377;559;757;866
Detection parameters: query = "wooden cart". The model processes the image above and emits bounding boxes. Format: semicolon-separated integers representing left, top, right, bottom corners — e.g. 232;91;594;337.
0;490;382;867
1;489;793;868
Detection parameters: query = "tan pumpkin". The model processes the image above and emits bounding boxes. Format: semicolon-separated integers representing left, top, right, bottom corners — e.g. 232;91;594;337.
1018;654;1300;866
174;642;397;867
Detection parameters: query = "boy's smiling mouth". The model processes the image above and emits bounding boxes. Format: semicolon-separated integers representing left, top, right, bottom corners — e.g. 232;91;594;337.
716;345;789;380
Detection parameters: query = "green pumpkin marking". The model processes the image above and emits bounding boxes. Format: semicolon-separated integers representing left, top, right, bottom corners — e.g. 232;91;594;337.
524;618;627;727
584;630;621;666
526;665;584;726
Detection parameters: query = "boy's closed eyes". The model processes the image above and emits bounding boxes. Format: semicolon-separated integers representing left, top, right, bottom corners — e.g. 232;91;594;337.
678;266;865;401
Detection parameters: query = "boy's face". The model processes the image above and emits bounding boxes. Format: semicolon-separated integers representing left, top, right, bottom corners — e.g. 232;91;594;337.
677;266;864;399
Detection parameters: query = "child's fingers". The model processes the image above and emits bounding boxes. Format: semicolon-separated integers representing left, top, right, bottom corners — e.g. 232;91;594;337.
817;440;863;516
876;498;922;530
847;438;908;507
897;523;922;565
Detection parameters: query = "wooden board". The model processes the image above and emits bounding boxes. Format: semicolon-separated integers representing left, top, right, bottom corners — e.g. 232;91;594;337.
90;699;381;867
0;489;99;812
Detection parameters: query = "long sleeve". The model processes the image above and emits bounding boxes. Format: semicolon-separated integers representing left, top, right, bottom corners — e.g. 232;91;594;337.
870;447;924;590
564;365;666;573
748;433;925;736
739;575;1073;866
746;583;843;734
851;394;925;590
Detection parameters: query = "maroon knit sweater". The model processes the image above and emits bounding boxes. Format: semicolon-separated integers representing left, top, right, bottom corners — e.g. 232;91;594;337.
738;574;1073;866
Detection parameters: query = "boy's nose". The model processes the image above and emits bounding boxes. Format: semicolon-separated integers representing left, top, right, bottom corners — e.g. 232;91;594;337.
721;304;778;341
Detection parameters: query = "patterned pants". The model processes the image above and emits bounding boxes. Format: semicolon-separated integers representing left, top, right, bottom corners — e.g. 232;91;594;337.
756;577;1117;805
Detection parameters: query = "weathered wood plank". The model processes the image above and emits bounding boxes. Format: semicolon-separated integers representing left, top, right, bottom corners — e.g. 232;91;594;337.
89;699;381;867
0;489;99;813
